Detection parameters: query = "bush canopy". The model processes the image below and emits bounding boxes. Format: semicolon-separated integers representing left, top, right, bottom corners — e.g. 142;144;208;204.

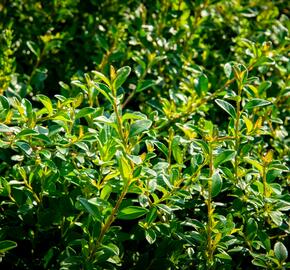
0;1;289;269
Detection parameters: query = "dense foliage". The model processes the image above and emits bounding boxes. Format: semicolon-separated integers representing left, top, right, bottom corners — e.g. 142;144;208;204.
0;0;289;269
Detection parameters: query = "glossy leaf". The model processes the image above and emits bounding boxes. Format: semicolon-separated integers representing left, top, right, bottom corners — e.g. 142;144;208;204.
117;206;148;220
224;63;233;78
75;107;95;119
0;96;9;110
0;123;12;133
0;240;17;253
211;171;222;197
195;74;208;96
94;82;114;103
274;242;288;262
172;136;183;164
145;229;157;244
246;218;258;240
145;207;158;224
78;197;102;221
214;150;235;168
113;66;131;90
37;95;53;116
215;99;236;119
129;119;152;137
116;152;132;182
26;41;40;58
16;129;38;138
15;141;33;155
244;98;271;110
92;70;111;86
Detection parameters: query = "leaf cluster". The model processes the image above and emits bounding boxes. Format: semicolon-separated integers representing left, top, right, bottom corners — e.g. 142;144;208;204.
0;1;289;269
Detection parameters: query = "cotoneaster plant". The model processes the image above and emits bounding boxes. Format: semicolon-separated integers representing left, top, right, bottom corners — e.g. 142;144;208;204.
0;1;289;269
0;62;289;269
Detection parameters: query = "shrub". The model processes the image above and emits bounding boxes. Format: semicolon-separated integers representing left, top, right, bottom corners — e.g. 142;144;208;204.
0;1;289;269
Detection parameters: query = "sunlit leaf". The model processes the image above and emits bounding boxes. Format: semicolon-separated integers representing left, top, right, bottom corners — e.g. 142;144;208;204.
211;171;222;197
274;242;288;262
214;150;235;168
117;206;148;220
37;95;53;116
215;99;236;118
113;66;131;90
129;120;152;137
244;98;271;110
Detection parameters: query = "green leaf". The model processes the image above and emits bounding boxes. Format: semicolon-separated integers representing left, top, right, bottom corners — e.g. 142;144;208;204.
214;150;235;168
252;258;268;268
253;56;275;67
269;210;283;226
43;247;54;268
0;178;11;196
78;197;101;221
0;96;9;110
269;163;289;171
52;112;71;122
37;95;53;116
23;98;33;119
151;55;167;66
145;229;156;244
215;252;232;260
71;80;87;91
157;204;173;215
75;107;95;119
258;231;271;252
95;115;115;125
118;206;148;220
158;174;173;190
244;98;271;110
122;112;146;122
154;141;169;158
145;207;158;224
16;129;38;138
211;171;222;197
215;99;236;119
92;70;111;86
172;136;183;164
94;82;114;104
129;119;152;137
136;80;156;93
258;81;272;95
127;154;142;165
100;184;112;200
113;66;131;90
246;218;258;240
73;93;83;109
74;142;89;152
39;149;51;159
274;242;288;262
195;74;208;96
59;81;70;91
26;41;40;58
194;139;209;155
244;157;263;173
187;231;204;243
0;123;12;133
101;243;119;258
116;152;132;183
224;63;233;79
0;240;17;253
15;141;33;155
31;68;48;89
